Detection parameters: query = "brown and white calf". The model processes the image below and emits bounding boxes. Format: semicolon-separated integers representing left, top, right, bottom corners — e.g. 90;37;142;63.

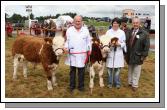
12;35;65;90
89;35;111;94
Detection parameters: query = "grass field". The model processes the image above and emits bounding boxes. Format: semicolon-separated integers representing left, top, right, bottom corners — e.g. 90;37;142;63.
5;35;155;98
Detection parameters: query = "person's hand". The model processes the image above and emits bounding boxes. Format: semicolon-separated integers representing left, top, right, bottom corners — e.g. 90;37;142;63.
111;41;119;46
115;41;121;46
63;48;69;54
141;57;146;61
87;51;91;56
111;40;116;44
111;43;115;47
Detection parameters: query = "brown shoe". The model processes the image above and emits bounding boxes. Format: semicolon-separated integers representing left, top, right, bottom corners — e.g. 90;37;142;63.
132;87;137;92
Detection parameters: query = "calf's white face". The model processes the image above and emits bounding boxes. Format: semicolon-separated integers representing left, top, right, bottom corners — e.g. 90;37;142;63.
99;35;111;58
101;47;110;58
52;36;65;56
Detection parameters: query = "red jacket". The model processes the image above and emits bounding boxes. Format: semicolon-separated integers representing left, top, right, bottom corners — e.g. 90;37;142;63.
6;25;13;33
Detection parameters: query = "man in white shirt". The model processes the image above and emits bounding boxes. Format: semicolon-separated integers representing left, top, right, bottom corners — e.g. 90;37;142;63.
64;15;91;92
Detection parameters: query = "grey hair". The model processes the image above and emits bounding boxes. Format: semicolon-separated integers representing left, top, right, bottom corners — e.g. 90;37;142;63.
74;15;83;21
132;16;141;23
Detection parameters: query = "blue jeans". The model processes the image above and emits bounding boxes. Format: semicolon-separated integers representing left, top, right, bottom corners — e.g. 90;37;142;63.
107;68;121;87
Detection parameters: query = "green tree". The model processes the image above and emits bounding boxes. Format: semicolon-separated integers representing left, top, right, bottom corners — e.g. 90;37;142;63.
22;16;28;23
5;13;9;19
30;13;34;19
55;14;60;18
62;12;77;18
11;13;22;23
36;16;45;23
5;13;10;22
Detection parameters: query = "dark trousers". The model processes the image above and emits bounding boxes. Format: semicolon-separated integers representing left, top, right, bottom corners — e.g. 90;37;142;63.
70;66;85;90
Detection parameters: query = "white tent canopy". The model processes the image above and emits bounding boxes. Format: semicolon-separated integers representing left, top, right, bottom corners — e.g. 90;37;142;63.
56;15;73;28
45;15;73;28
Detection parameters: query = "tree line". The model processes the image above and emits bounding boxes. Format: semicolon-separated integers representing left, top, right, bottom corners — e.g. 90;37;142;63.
5;12;130;25
5;12;78;23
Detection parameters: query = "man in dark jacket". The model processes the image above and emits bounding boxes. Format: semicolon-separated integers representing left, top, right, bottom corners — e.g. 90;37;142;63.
125;17;150;92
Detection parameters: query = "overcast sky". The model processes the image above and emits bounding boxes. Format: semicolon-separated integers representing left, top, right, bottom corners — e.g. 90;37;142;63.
5;5;155;18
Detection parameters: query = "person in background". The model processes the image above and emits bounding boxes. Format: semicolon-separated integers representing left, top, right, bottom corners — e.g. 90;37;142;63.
143;17;151;32
88;25;97;38
49;19;56;37
41;22;45;36
120;17;130;55
125;17;150;92
33;21;38;35
35;22;41;36
120;17;130;36
6;22;13;37
31;21;37;35
43;20;49;37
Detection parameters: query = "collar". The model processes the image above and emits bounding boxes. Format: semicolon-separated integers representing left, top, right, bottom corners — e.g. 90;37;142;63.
73;26;84;33
110;28;120;32
131;28;142;34
133;28;139;33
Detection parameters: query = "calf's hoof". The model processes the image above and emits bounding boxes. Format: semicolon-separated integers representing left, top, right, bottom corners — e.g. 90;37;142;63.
24;75;27;79
47;86;53;91
100;83;105;87
90;88;93;96
53;83;58;87
13;76;17;80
